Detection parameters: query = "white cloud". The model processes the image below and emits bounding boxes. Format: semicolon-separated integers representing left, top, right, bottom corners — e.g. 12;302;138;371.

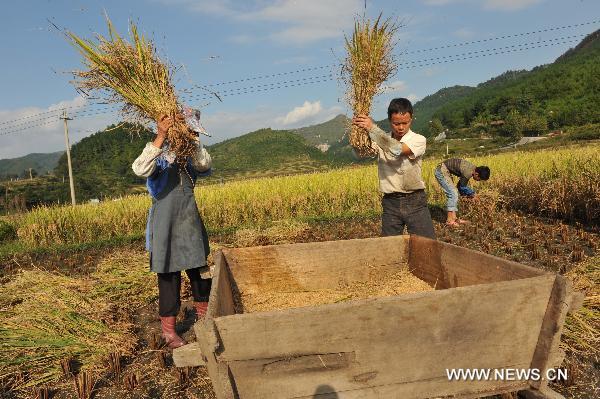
274;55;313;65
0;97;117;159
198;101;344;144
276;100;323;125
406;93;419;103
157;0;364;44
200;106;281;145
454;27;475;39
422;66;444;77
483;0;543;10
383;80;408;94
227;34;255;45
423;0;543;11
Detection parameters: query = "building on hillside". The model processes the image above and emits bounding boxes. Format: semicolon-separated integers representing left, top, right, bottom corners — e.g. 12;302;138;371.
316;143;330;153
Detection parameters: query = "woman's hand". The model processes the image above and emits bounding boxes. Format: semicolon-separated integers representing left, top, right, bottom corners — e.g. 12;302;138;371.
352;114;373;130
153;113;185;148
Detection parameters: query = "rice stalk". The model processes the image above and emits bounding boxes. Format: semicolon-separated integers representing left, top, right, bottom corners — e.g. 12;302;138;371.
73;371;96;399
0;268;137;392
123;371;140;390
6;145;600;248
562;257;599;356
343;13;399;157
66;16;196;164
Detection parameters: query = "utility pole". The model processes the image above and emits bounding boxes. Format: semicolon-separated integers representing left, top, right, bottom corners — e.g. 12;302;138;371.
28;168;33;180
60;109;76;206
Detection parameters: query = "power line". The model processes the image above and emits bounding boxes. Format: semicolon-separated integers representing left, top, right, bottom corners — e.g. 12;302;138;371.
0;31;590;136
180;74;335;102
2;20;595;128
403;34;585;66
402;37;581;70
0;118;61;136
0;103;89;127
0;77;337;136
406;19;599;54
0;105;118;133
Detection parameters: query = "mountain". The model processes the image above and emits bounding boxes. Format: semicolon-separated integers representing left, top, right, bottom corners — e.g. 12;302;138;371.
410;86;477;134
54;123;153;200
0;151;63;179
286;86;478;142
430;29;600;135
208;128;332;179
291;114;349;147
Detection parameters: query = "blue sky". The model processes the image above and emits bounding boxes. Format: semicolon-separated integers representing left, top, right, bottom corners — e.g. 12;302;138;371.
0;0;598;159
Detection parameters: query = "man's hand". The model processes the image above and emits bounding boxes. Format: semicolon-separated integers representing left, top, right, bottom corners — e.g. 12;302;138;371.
352;114;374;131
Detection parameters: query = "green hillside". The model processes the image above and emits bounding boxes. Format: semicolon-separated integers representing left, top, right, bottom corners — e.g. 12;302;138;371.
208;128;332;179
0;151;63;180
410;85;476;134
431;29;600;136
291;114;349;146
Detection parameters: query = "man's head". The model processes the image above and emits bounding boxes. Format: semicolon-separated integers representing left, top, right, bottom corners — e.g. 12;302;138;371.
473;166;491;181
388;98;413;139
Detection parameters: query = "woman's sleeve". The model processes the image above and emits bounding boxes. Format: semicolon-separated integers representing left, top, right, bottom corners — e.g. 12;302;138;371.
132;143;163;178
190;142;212;173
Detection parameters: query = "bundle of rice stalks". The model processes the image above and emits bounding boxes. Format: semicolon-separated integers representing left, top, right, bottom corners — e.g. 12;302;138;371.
66;16;196;164
343;14;399;157
562;256;599;356
90;249;157;311
0;269;136;392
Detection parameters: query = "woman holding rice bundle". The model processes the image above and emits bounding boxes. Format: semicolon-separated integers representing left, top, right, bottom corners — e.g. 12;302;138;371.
132;107;212;349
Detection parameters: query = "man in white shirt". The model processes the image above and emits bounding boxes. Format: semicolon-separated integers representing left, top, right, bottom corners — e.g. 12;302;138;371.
353;98;435;239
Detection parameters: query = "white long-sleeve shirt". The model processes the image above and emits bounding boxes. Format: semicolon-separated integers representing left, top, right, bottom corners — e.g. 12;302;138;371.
368;125;427;194
132;142;212;178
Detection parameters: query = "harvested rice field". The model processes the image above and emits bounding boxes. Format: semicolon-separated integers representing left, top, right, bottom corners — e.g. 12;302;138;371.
0;212;598;398
233;265;433;313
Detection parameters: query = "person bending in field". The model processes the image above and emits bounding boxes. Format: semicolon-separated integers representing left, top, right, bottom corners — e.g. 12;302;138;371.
434;158;490;227
353;98;436;239
132;106;212;349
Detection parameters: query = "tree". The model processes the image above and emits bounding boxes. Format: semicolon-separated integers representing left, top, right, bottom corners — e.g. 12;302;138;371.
429;118;444;136
502;110;524;140
524;114;548;136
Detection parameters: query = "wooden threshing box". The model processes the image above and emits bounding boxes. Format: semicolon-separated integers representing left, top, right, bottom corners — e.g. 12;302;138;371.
174;235;582;399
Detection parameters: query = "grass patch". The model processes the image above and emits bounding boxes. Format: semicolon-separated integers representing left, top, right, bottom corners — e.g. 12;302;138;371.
563;256;600;356
0;249;156;392
0;233;145;261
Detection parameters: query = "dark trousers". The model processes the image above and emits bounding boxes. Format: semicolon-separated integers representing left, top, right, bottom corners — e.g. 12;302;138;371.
381;190;436;239
157;268;212;317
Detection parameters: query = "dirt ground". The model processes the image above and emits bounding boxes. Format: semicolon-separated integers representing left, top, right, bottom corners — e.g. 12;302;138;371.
1;208;598;399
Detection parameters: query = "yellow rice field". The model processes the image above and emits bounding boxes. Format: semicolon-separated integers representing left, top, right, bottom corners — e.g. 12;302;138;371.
6;145;599;248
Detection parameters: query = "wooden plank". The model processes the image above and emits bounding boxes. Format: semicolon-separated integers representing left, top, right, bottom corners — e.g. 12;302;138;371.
194;252;238;399
408;235;548;289
214;275;555;398
222;236;411;293
519;386;566;399
207;250;236;319
173;342;206;367
229;359;532;399
529;275;572;391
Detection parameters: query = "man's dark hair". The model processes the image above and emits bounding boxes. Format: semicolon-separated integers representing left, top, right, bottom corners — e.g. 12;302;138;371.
476;166;491;180
387;98;413;119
